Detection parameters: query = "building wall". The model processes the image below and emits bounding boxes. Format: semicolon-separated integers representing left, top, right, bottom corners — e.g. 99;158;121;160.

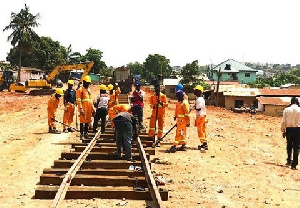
237;71;256;84
225;96;256;109
212;71;256;84
20;71;44;82
264;105;285;116
165;85;176;99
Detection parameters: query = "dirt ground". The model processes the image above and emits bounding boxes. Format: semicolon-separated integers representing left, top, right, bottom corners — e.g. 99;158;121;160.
0;85;299;208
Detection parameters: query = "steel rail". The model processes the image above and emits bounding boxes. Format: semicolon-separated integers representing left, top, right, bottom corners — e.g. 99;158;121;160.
50;130;101;208
136;136;164;208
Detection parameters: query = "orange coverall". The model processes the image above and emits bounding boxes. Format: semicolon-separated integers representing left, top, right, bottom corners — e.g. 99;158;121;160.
195;116;207;143
148;93;168;138
63;103;75;128
76;87;94;123
47;95;59;128
109;90;119;108
115;87;121;103
108;104;131;121
173;100;190;146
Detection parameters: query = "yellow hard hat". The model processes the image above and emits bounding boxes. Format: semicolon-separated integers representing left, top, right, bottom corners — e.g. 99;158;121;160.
194;85;203;92
83;75;91;83
108;84;114;90
55;88;64;95
68;80;74;85
100;84;106;90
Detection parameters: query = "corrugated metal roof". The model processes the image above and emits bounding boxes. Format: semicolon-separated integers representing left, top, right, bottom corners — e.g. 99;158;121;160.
212;59;257;72
223;88;260;96
205;81;240;85
259;89;300;96
163;79;179;86
257;97;290;106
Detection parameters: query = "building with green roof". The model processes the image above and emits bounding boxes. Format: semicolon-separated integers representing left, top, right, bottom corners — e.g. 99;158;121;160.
210;59;257;84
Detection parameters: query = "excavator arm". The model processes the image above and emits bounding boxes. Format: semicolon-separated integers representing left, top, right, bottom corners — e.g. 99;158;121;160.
45;61;94;83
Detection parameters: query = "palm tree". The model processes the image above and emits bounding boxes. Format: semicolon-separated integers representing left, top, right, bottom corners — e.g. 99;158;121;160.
3;4;40;82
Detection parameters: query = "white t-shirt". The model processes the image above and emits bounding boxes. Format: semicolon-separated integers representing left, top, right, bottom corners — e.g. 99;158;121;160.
195;96;206;117
281;104;300;132
97;93;109;108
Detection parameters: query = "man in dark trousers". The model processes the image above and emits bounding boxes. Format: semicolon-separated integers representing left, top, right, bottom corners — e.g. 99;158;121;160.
93;84;109;133
281;97;300;170
63;80;76;133
131;81;146;130
113;111;138;161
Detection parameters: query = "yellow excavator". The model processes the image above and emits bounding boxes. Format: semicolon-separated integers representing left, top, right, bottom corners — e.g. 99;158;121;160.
10;61;94;95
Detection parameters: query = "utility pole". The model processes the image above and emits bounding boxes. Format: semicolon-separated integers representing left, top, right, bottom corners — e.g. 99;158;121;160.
215;67;221;107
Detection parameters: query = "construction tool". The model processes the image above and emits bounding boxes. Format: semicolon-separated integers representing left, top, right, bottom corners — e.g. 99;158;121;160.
52;118;80;132
153;107;192;147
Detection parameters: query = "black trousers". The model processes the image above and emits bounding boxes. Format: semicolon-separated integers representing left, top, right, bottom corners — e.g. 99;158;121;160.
93;108;108;133
286;127;300;167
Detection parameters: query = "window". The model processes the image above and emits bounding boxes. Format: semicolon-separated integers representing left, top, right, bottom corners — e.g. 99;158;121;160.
245;73;250;77
170;87;175;93
235;100;244;108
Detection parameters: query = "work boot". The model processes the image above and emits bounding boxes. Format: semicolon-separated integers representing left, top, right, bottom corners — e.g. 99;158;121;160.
48;126;52;133
178;145;186;151
68;127;75;133
291;165;298;170
169;145;176;153
285;160;292;167
84;133;89;139
201;142;208;150
80;134;84;140
49;128;61;134
63;128;68;133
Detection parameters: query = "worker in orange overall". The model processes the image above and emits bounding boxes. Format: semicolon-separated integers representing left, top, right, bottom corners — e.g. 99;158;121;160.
76;75;95;139
148;85;168;140
63;80;76;133
169;90;190;153
108;104;131;122
48;88;64;134
115;83;121;103
194;85;208;151
108;84;121;108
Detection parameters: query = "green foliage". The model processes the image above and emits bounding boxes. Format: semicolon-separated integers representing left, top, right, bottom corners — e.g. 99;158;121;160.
127;62;144;76
83;48;106;74
7;36;68;71
3;4;40;81
180;60;200;85
143;54;171;81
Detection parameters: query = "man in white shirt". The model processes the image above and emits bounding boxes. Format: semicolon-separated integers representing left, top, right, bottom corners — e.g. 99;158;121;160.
194;85;207;151
281;97;300;170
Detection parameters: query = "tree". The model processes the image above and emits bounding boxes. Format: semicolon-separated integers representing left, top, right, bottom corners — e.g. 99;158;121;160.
83;48;106;74
127;62;144;76
7;36;68;71
180;60;200;85
3;4;40;81
143;54;171;82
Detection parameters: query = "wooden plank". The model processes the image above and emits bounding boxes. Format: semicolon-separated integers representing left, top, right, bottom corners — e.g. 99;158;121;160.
40;174;147;186
60;152;150;160
50;130;102;208
136;137;165;208
43;168;145;177
35;186;169;200
81;139;154;147
53;160;150;169
73;146;156;155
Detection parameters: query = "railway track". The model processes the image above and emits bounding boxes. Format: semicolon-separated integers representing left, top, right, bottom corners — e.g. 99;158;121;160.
34;94;168;208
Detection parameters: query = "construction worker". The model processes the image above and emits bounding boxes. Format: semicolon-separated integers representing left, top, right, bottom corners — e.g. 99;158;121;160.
131;81;145;129
48;88;64;134
63;80;76;133
194;85;208;151
176;84;189;100
148;86;168;139
108;104;132;122
113;111;138;161
108;84;120;108
115;83;121;103
93;84;109;133
169;90;190;153
76;75;95;139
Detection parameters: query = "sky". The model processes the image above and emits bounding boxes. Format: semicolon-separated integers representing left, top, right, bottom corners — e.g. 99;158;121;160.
0;0;300;67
